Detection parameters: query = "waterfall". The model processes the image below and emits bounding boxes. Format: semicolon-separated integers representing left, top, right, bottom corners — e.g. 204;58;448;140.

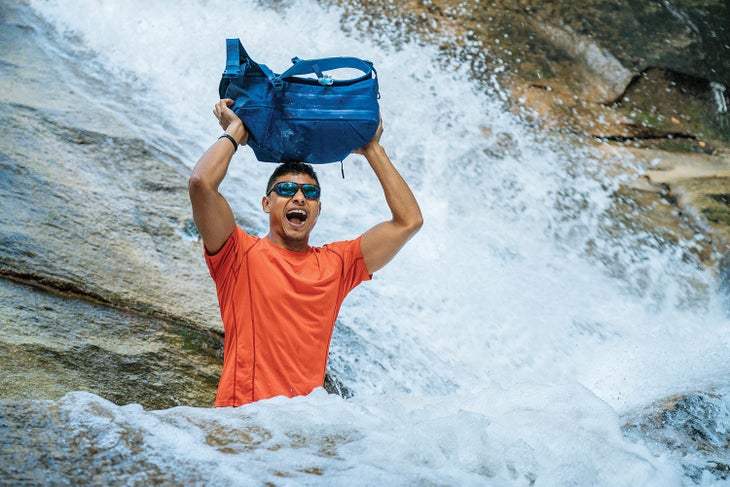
5;0;729;484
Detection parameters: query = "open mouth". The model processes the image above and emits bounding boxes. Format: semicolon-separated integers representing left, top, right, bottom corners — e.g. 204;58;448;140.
286;208;308;225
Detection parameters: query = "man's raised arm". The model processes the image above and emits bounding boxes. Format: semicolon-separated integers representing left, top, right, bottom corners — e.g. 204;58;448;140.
188;99;248;255
358;120;423;274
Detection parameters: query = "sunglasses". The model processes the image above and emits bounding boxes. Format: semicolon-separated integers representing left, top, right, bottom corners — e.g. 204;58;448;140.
267;181;321;199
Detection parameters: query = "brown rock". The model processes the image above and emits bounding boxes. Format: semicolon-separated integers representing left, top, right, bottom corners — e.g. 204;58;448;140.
325;0;730;265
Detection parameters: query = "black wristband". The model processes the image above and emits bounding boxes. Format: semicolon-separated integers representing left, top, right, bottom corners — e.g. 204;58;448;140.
218;133;238;153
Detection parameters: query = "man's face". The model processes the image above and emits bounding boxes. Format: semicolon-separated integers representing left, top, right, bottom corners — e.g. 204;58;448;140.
262;173;321;251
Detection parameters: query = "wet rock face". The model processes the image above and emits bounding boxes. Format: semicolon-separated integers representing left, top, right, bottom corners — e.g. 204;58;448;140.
0;1;228;406
0;278;221;409
623;390;730;483
327;0;730;260
509;1;730;90
330;0;729;139
0;102;221;328
0;3;221;331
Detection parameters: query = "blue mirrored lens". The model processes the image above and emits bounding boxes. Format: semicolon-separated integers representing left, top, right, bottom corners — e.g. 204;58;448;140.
273;182;320;199
275;182;299;196
301;184;320;199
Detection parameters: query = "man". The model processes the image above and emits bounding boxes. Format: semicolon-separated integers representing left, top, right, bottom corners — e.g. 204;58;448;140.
189;99;422;407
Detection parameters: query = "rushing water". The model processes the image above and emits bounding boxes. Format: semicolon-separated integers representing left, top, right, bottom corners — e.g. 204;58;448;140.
3;0;730;485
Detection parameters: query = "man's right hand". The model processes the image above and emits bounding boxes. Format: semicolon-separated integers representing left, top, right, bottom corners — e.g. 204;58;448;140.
353;116;383;156
214;98;249;146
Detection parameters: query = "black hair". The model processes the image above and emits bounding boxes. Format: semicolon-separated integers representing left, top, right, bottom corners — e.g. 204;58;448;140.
265;161;320;195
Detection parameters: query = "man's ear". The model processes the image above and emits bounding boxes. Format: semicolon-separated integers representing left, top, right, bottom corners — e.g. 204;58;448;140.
317;200;322;215
262;196;271;213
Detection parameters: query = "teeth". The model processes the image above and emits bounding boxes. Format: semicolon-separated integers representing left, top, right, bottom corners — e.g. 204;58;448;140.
287;209;307;221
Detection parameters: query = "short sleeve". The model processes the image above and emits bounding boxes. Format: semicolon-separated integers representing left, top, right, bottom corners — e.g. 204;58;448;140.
323;236;372;294
205;226;258;284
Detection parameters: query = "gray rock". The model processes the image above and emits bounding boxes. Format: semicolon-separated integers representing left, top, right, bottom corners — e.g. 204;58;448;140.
0;1;221;332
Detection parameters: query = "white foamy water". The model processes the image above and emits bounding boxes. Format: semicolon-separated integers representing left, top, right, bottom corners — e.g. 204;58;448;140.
23;0;730;484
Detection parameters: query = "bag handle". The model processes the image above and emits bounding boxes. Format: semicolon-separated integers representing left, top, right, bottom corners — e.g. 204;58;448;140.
221;38;273;96
280;57;374;85
221;38;375;91
222;38;253;78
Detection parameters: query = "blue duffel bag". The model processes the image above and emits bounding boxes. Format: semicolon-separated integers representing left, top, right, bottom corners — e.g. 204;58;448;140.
219;38;380;164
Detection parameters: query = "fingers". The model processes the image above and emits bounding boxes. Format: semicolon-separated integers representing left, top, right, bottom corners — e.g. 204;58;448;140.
213;99;230;118
212;99;248;144
354;115;384;154
373;117;384;142
213;99;237;130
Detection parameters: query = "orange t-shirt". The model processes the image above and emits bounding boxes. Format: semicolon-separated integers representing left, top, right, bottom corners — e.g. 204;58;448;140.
205;226;371;407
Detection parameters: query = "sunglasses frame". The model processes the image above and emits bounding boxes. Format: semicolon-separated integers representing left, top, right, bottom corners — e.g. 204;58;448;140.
267;181;321;199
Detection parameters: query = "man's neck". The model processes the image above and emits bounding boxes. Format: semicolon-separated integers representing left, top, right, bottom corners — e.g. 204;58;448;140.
266;233;309;252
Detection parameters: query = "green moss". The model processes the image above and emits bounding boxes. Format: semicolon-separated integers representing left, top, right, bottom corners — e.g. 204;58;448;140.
701;206;730;225
635;111;661;126
703;193;730;227
708;193;730;205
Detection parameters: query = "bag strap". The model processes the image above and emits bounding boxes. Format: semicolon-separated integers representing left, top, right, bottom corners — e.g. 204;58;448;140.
222;38;251;78
279;57;375;85
221;38;275;96
221;38;375;92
